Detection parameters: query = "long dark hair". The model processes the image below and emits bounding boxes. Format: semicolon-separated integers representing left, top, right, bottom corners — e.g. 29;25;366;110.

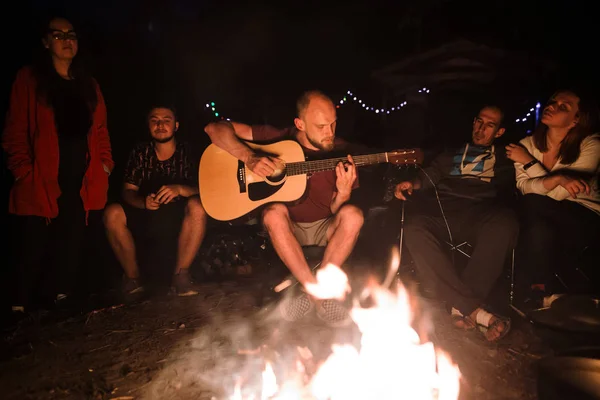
532;89;594;165
32;15;98;112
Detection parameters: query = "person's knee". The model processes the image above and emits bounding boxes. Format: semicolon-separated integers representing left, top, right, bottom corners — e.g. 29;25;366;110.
103;203;126;230
261;203;289;230
185;196;206;223
338;204;364;230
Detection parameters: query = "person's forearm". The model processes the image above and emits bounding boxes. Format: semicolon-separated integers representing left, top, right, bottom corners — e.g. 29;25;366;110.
542;175;561;191
205;122;254;163
331;191;351;214
177;184;199;197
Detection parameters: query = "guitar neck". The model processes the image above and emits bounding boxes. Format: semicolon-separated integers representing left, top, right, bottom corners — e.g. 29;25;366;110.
286;153;389;176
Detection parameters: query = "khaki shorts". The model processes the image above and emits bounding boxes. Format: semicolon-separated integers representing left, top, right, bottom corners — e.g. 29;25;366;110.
292;217;334;247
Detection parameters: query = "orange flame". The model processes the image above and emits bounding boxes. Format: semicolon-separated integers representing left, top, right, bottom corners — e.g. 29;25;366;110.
304;263;351;301
231;259;460;400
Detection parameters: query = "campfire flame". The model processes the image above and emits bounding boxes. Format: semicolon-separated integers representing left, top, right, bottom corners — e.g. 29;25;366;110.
230;249;460;400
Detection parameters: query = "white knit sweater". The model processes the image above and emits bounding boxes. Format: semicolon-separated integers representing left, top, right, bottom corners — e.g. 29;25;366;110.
515;134;600;215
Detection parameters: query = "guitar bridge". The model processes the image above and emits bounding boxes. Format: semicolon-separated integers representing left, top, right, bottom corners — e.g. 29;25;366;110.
237;160;247;193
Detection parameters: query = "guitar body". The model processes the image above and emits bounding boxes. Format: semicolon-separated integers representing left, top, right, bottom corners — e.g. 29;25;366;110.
199;140;308;221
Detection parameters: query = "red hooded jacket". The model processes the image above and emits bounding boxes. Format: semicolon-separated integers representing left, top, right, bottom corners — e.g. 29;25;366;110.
2;66;114;219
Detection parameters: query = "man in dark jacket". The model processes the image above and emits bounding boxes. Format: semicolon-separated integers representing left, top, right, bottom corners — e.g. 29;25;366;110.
394;105;518;343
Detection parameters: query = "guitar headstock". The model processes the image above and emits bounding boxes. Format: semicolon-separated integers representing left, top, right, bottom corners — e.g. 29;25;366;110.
387;148;424;166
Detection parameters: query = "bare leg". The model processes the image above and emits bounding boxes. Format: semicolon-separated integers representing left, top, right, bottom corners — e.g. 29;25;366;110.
103;203;139;279
262;203;317;286
174;197;207;273
322;204;364;268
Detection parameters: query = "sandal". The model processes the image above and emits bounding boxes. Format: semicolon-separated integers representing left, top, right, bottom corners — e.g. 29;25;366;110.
473;308;511;342
450;307;475;331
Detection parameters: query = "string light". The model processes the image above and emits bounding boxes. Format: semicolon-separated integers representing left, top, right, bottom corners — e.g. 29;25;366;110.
204;102;230;121
207;87;430;118
337;88;429;114
515;102;541;124
207;89;540;124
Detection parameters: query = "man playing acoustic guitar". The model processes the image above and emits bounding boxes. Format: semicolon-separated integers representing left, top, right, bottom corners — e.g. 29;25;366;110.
204;90;364;326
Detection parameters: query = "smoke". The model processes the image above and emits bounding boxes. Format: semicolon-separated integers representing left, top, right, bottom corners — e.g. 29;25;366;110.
141;286;361;400
141;295;437;399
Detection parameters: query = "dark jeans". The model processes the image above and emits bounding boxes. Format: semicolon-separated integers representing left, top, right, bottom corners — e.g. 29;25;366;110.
404;196;519;316
118;196;193;280
11;192;91;308
515;194;600;296
121;197;189;240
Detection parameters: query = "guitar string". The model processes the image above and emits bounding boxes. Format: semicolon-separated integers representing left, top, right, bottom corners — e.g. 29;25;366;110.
285;152;417;175
288;158;409;174
287;154;387;174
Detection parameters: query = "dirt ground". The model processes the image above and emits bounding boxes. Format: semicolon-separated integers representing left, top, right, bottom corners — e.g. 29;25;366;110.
0;271;550;400
1;218;596;400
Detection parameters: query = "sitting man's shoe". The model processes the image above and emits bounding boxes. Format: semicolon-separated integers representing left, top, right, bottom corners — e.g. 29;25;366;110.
4;306;28;328
54;293;75;310
542;293;565;308
471;308;512;343
172;269;199;296
316;299;353;328
11;305;25;314
123;276;145;295
278;292;314;322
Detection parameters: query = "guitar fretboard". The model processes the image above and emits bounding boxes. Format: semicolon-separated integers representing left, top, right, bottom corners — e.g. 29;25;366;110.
285;153;390;176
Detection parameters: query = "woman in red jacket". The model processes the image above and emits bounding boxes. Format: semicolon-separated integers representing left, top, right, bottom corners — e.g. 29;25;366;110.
2;16;114;314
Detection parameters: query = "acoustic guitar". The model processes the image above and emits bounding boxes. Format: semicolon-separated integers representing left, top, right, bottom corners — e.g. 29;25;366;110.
199;140;423;221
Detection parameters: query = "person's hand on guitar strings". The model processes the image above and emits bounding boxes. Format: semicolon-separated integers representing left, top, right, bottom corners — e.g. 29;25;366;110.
246;153;280;178
335;155;357;196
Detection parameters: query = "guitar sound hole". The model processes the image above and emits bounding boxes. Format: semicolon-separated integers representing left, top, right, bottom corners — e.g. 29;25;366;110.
265;166;286;184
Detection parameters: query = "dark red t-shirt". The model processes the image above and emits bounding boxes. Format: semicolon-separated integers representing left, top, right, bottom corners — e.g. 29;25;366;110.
251;125;359;222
